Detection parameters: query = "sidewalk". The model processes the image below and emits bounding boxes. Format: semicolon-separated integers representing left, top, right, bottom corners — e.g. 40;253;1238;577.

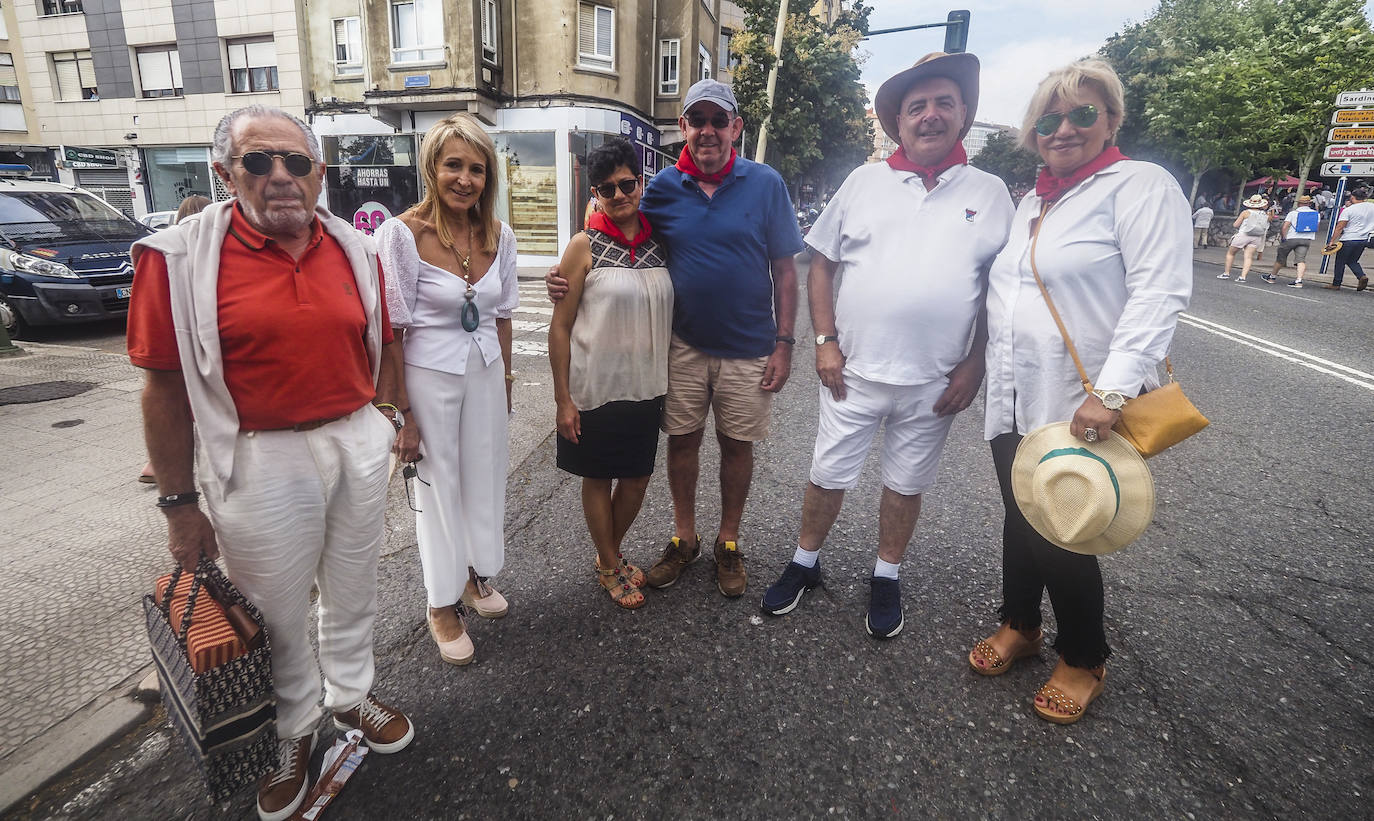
1194;230;1355;288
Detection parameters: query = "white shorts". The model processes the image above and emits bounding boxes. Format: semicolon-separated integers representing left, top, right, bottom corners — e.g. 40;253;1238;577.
809;373;955;495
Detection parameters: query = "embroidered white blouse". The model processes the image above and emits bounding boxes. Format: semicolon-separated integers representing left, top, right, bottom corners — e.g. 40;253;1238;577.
983;160;1193;440
377;217;519;375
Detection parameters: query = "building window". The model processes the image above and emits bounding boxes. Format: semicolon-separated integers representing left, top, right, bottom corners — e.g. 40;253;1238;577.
390;0;444;64
720;30;737;70
40;0;82;15
52;50;98;100
333;18;363;76
576;3;613;71
0;53;20;101
698;43;711;81
136;46;182;98
658;39;678;96
0;5;8;39
227;37;278;93
480;0;498;64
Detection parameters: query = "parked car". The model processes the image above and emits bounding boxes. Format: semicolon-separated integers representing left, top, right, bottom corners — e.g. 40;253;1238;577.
0;167;150;339
139;210;177;230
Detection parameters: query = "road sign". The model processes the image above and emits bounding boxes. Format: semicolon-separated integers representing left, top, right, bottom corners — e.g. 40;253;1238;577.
1328;126;1374;142
1325;143;1374;160
1321;161;1374;176
1333;109;1374;125
1336;91;1374;106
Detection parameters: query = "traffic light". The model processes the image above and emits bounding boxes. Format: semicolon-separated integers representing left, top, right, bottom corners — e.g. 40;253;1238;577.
944;9;970;53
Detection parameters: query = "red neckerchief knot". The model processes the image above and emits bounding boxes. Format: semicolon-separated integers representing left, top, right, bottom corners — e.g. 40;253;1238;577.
886;143;969;190
1035;147;1129;202
676;146;736;185
588;211;652;263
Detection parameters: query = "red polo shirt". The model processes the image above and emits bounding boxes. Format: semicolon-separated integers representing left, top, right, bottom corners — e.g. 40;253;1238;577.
127;205;394;430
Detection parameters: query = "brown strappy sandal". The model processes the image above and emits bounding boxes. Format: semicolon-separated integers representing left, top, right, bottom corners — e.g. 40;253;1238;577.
596;563;645;610
1034;666;1106;724
968;627;1043;676
617;553;645;589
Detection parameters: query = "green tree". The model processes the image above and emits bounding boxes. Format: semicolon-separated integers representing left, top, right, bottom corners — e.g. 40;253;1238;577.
969;130;1040;190
731;0;873;196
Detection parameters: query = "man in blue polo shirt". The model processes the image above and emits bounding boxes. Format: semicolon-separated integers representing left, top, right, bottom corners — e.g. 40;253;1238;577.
550;79;802;599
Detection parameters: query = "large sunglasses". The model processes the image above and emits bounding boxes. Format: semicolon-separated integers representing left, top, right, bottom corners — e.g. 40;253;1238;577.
1034;104;1099;137
232;151;316;177
593;178;639;198
685;111;734;130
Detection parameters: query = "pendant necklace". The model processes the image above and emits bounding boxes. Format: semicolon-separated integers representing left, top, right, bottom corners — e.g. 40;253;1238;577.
454;221;479;333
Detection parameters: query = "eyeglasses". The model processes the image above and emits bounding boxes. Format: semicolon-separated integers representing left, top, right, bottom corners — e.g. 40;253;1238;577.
685;111;734;130
1034;104;1099;137
232;151;316;177
593;178;639;198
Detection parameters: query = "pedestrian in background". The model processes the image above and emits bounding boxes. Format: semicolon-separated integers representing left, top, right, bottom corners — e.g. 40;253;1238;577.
128;104;414;820
1218;194;1270;281
1324;186;1373;291
377;113;518;666
1191;201;1214;248
974;59;1192;724
1270;195;1318;287
549;138;672;609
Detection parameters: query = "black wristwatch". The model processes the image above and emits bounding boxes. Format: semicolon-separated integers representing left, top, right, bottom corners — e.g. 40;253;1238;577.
774;335;796;345
157;491;201;509
815;334;838;346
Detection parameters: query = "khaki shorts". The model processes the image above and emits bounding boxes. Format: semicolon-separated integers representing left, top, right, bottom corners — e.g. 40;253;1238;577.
663;335;773;441
1276;238;1310;265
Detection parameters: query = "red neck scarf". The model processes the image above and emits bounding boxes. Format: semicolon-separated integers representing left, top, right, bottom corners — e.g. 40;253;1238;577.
886;143;968;190
1035;147;1128;202
588;211;652;263
676;146;736;185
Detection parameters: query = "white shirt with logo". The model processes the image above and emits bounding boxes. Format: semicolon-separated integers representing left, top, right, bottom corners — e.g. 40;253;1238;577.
1282;206;1318;241
805;161;1014;386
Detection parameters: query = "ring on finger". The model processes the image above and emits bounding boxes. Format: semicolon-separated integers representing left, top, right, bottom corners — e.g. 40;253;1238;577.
1083;427;1099;443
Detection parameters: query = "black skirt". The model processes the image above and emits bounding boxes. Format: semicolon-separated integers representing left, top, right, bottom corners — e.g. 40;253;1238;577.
556;396;665;479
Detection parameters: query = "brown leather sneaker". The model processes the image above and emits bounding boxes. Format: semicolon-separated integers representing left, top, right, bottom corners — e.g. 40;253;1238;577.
333;693;415;754
714;539;747;597
257;733;314;821
645;535;701;589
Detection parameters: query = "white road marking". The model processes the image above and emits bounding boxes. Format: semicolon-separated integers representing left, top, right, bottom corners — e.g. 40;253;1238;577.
513;305;554;316
1178;313;1374;391
1230;282;1320;302
512;339;548;357
512;319;547;332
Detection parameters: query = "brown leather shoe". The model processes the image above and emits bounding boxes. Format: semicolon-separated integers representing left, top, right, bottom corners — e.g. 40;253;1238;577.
1323;284;1341;290
1358;276;1369;292
714;539;747;597
257;733;314;821
333;693;415;753
645;535;701;589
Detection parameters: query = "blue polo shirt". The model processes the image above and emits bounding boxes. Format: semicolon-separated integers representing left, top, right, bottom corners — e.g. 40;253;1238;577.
640;156;803;358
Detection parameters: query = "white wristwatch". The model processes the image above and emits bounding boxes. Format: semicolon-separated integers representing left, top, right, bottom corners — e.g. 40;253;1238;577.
1092;389;1126;411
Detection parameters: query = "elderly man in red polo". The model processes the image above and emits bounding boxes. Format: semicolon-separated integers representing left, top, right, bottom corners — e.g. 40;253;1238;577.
127;104;413;821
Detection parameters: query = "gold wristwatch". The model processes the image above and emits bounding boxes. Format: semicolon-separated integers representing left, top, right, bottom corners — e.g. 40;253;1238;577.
1092;389;1126;411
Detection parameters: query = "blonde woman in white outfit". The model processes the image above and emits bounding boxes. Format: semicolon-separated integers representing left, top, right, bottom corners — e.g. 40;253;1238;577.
378;113;518;665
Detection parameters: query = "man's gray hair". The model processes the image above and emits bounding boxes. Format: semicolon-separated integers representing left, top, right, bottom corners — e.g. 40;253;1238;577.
211;105;323;167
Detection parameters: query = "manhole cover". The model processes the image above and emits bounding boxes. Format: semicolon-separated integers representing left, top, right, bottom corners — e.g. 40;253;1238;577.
0;381;97;405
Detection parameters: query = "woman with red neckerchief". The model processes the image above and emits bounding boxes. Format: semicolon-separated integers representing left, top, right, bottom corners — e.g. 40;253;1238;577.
549;138;673;609
969;59;1193;724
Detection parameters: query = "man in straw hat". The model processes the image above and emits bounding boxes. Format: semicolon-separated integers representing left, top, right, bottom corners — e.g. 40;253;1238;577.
759;52;1014;637
1269;194;1318;287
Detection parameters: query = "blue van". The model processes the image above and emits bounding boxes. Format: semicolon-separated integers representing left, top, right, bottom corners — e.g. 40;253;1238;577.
0;167;150;338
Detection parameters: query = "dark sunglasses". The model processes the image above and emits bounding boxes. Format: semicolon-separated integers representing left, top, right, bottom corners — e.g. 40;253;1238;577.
232;151;316;177
593;178;639;198
686;111;734;129
1034;104;1099;137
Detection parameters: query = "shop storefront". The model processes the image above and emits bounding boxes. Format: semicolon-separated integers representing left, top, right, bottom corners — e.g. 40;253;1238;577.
0;148;58;181
60;146;135;218
140;146;216;213
321;133;419;235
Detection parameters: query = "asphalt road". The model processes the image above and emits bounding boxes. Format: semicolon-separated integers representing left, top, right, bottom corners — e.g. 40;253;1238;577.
8;255;1373;820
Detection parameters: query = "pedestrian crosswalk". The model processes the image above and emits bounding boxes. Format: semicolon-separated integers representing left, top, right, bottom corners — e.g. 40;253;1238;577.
511;281;552;358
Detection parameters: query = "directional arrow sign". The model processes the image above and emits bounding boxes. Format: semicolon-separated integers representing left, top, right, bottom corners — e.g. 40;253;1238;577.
1333;109;1374;125
1329;126;1374;142
1321;161;1374;176
1336;91;1374;106
1326;143;1374;160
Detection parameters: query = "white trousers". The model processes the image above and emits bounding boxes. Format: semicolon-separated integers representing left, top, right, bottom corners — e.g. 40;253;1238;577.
407;345;509;607
200;405;395;739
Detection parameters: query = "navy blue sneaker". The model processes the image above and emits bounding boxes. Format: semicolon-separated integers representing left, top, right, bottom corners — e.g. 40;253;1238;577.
761;560;823;616
865;576;903;639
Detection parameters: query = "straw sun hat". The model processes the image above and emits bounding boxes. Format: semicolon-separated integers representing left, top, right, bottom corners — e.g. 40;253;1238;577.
1011;423;1155;556
1243;194;1269;209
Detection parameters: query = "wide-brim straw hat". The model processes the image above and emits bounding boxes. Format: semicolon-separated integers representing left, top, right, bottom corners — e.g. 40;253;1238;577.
1243;194;1269;209
1011;422;1155;556
874;51;979;143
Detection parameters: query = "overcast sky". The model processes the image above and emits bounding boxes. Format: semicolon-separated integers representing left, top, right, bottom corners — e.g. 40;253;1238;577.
857;1;1374;129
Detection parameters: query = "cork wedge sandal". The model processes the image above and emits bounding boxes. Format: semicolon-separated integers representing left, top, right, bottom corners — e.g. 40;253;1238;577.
1034;666;1106;725
968;628;1044;677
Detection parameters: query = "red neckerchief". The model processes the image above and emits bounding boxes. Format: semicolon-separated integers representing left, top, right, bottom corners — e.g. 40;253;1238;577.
886;143;968;190
1035;147;1129;202
588;211;652;263
676;146;736;185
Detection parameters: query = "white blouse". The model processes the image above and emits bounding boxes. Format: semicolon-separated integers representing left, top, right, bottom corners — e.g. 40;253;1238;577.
983;160;1193;440
377;217;519;376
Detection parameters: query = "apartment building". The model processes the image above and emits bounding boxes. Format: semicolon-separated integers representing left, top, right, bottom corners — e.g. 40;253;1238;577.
0;0;309;217
307;0;743;265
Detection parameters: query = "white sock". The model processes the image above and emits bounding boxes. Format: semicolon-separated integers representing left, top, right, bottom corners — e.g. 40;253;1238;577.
874;558;900;580
792;546;820;568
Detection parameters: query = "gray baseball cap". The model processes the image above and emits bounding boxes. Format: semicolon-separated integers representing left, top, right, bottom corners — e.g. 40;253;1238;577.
682;79;738;115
